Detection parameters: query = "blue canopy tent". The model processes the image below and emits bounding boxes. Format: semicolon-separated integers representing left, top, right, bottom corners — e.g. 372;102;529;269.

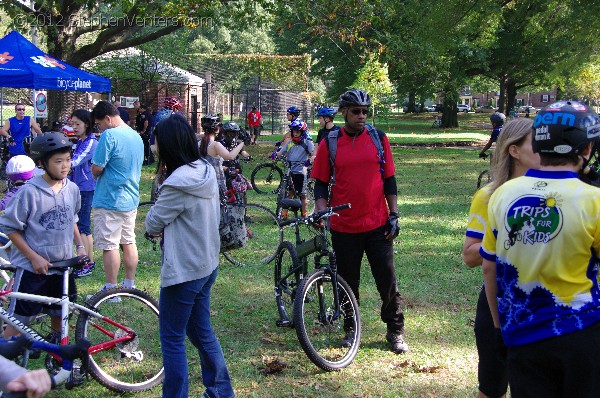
0;30;111;93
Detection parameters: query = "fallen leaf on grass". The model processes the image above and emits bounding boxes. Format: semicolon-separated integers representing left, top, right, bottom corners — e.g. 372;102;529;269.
256;356;287;375
417;365;442;373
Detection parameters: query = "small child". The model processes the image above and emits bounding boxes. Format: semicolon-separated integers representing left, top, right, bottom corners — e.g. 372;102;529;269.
280;119;314;217
479;112;506;158
0;132;86;339
0;155;36;211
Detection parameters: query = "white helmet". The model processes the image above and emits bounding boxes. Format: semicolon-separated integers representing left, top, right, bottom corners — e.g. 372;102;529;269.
6;155;36;182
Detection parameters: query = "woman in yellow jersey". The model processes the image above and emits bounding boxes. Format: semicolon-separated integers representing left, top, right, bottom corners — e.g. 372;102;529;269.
462;118;538;398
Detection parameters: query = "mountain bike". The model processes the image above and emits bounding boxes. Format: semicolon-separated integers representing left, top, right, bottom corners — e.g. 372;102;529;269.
273;200;361;371
250;144;284;195
0;256;163;393
0;334;91;395
275;160;314;220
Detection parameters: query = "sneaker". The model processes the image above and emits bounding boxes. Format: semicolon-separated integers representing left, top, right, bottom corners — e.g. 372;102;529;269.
73;262;95;278
341;329;355;348
386;332;408;354
86;286;121;303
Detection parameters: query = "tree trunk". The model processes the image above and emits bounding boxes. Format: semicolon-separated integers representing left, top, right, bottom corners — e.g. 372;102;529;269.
441;87;459;128
497;75;507;114
506;78;517;115
407;92;417;113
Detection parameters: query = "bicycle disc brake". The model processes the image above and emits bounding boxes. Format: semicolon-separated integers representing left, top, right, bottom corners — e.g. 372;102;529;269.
114;329;143;361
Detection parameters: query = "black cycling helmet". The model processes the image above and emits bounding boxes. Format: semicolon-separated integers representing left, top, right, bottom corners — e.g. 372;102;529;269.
490;112;506;126
339;89;371;108
201;114;220;131
532;101;600;155
30;132;72;163
222;121;241;133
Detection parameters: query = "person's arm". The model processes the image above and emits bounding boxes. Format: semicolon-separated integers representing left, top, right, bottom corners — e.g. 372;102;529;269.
91;164;104;178
462;237;483;267
7;231;51;274
0;120;11;138
211;141;244;161
73;225;86;257
1;356;52;398
31;119;43;135
142;119;149;133
479;138;493;157
482;258;500;328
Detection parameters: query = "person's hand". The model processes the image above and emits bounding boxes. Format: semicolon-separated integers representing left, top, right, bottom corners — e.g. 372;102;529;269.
31;254;51;275
6;369;52;398
8;136;15;146
384;212;400;240
76;246;87;256
479;152;488;159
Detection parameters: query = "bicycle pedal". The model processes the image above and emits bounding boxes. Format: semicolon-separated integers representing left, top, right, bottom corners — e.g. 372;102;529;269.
275;319;293;328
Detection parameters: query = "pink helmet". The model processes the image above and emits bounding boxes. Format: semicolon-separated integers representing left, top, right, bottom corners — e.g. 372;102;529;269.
164;97;182;111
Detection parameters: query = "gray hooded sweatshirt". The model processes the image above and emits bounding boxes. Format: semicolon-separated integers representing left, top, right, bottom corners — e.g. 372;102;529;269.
0;175;80;272
145;159;220;288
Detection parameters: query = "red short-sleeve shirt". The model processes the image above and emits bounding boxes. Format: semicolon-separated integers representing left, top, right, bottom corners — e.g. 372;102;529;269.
311;127;395;233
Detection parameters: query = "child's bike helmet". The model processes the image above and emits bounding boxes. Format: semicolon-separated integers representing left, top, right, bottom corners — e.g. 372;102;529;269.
287;106;301;116
29;132;73;163
6;155;35;182
532;100;600;155
317;107;337;118
289;119;308;132
490;112;506;126
164;97;182;111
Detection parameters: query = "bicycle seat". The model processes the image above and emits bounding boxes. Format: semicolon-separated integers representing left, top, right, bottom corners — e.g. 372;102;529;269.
0;263;16;272
51;255;89;271
280;198;302;212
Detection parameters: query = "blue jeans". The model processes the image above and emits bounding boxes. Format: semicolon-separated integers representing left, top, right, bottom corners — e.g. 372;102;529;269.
159;268;234;398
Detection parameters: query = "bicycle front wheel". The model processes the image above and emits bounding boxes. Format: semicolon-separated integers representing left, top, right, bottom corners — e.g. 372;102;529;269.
293;270;361;371
75;287;163;393
223;203;282;267
251;163;283;195
274;242;305;327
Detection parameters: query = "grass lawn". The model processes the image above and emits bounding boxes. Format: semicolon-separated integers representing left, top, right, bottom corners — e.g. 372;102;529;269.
48;137;488;398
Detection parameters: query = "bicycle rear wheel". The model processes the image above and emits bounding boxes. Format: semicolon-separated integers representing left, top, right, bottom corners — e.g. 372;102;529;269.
251;163;283;195
223;203;282;267
477;169;491;189
274;242;305;327
293;269;361;371
75;287;163;393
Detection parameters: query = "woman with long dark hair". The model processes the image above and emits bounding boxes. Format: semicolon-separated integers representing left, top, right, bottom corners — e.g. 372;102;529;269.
145;114;234;398
70;109;98;278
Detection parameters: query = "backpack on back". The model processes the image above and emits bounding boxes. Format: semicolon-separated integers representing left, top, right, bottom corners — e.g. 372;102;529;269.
326;124;385;184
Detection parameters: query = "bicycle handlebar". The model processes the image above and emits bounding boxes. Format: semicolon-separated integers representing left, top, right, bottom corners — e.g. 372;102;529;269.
0;335;91;393
279;203;351;228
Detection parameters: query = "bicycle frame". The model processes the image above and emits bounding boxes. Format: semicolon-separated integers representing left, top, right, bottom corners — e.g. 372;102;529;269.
0;268;138;355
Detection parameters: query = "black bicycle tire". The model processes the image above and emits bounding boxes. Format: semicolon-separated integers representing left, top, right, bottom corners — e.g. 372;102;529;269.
75;287;164;393
275;177;292;219
293;270;361;371
250;163;283;195
223;203;282;267
274;241;303;327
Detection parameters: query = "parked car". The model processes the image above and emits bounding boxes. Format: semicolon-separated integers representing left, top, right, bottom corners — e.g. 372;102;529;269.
456;104;471;113
424;105;437;112
517;105;539;114
475;105;497;113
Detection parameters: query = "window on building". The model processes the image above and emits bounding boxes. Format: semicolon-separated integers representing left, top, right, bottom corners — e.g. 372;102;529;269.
541;95;549;102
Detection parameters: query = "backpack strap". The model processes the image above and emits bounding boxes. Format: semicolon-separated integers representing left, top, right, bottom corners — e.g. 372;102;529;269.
297;140;310;155
327;125;385;185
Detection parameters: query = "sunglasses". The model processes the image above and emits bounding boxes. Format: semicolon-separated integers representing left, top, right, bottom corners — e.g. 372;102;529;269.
350;108;369;115
16;108;25;111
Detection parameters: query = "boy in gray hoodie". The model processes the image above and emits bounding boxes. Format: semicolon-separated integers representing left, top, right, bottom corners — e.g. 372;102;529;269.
0;132;87;339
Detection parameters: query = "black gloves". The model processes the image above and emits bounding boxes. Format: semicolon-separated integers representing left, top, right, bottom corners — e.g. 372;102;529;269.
384;212;400;240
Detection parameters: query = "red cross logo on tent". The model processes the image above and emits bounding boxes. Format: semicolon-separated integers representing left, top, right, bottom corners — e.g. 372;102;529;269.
0;52;14;64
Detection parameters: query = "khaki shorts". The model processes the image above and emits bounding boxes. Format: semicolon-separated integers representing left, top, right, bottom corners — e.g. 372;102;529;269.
92;208;137;250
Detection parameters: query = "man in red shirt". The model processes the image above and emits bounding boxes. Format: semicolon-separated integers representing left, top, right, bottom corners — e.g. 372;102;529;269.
311;89;406;354
247;106;262;145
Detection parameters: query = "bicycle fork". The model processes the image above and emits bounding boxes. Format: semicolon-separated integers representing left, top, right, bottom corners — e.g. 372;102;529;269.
319;252;341;325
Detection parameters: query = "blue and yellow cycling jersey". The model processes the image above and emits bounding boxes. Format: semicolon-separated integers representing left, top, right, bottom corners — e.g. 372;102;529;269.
481;169;600;347
466;185;491;240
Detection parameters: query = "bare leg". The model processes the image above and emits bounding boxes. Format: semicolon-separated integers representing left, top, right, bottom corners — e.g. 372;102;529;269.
102;249;120;285
121;243;138;281
82;233;94;263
